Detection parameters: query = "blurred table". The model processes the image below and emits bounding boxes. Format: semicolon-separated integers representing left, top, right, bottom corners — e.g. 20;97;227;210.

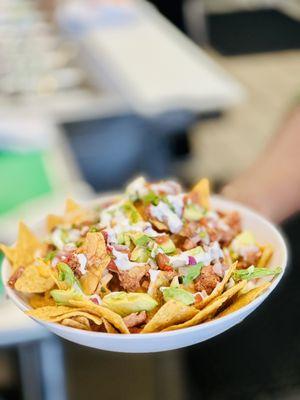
0;297;67;400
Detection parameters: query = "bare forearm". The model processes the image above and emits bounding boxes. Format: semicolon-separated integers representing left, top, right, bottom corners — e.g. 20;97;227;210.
222;106;300;223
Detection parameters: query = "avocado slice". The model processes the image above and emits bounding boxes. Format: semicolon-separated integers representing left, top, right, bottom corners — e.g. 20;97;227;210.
157;237;176;254
57;262;75;288
102;292;158;316
130;246;149;263
50;288;84;305
161;286;195;305
183;204;204;221
122;201;142;224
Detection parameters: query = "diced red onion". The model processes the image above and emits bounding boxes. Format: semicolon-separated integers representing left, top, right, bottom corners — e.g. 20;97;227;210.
113;244;129;252
188;256;197;265
213;262;224;278
90;297;100;305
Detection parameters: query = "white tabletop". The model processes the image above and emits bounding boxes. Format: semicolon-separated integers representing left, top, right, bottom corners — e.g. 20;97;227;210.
0;297;49;347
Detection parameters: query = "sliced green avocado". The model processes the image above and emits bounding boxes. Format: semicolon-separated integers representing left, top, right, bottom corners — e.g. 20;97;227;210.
57;262;75;288
102;292;158;316
122;201;142;224
50;288;84;305
158;237;176;254
183;204;204;221
130;232;151;246
186;246;203;256
130;246;149;262
161;287;195;305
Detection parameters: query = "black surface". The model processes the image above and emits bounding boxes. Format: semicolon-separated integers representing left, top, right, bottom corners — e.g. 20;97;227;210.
185;214;300;399
208;9;300;55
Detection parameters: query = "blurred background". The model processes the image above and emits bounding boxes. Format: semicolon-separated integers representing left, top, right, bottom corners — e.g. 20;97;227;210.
0;0;299;399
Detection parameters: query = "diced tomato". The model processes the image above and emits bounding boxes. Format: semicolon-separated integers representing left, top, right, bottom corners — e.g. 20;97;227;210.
155;235;169;244
155;253;173;271
107;259;118;272
194;293;203;304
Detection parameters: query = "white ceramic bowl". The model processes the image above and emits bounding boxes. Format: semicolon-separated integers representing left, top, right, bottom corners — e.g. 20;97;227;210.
2;196;288;353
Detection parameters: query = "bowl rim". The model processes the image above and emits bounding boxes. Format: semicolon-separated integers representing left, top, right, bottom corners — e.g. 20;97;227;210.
1;195;288;340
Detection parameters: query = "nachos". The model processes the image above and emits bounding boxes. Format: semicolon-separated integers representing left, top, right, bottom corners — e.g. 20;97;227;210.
1;177;282;334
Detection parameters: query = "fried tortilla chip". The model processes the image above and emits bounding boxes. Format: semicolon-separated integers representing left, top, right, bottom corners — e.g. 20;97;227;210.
79;232;111;295
61;318;89;330
0;222;43;271
196;261;237;310
73;316;91;330
257;245;273;268
29;292;56;308
190;178;210;210
50;310;103;325
14;263;55;293
217;282;271;318
27;305;76;319
103;318;118;333
141;300;198;333
46;198;95;232
68;299;129;334
47;215;64;232
163;280;247;331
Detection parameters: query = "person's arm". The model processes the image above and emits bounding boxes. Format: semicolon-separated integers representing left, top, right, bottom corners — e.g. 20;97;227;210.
222;106;300;223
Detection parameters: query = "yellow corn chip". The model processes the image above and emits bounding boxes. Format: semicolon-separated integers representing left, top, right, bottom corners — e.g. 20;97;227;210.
257;245;273;267
73;316;91;330
218;282;271;318
27;305;76;319
164;280;246;331
0;222;43;271
29;292;56;308
61;318;89;330
142;300;198;333
15;264;55;293
50;311;103;325
46;198;94;232
79;232;111;295
46;215;64;232
196;261;238;310
68;299;129;334
103;318;118;334
190;178;210;210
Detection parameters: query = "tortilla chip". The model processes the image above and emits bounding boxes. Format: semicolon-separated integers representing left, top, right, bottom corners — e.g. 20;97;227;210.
68;299;130;334
190;178;210;210
61;318;89;330
103;318;118;333
27;305;76;319
163;280;247;331
14;263;55;293
196;261;238;310
141;300;198;333
29;292;56;308
47;215;64;232
50;310;103;326
0;222;43;271
73;316;91;330
217;282;271;318
79;232;111;295
46;198;94;232
257;245;273;267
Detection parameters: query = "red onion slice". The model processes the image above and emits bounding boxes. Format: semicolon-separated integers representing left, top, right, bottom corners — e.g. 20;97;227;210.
188;256;197;265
